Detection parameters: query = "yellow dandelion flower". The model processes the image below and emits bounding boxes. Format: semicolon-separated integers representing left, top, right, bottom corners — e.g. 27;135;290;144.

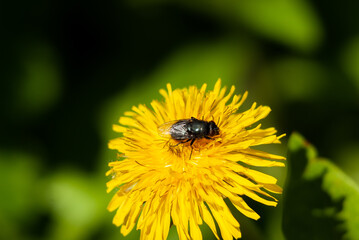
107;79;285;240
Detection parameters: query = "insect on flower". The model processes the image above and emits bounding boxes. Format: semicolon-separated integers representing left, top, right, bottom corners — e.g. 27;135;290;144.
107;79;286;240
158;117;220;157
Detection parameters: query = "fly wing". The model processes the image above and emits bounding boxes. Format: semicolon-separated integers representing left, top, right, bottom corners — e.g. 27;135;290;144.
157;119;189;139
157;120;178;138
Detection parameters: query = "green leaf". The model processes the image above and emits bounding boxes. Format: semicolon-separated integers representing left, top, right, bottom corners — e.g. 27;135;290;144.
283;132;359;239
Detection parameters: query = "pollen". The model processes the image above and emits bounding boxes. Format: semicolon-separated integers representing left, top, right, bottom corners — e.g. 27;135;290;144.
107;79;286;240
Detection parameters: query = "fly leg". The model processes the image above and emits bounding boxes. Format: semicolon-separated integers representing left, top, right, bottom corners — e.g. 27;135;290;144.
173;138;191;147
189;138;196;159
204;136;221;147
168;139;192;155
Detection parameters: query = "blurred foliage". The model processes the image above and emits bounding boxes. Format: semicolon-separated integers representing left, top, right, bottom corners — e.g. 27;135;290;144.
47;171;109;240
1;0;359;239
16;41;62;119
283;133;359;239
129;0;322;51
341;37;359;92
0;151;42;240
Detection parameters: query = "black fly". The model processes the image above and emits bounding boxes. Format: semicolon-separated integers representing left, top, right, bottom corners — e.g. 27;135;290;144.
158;117;220;158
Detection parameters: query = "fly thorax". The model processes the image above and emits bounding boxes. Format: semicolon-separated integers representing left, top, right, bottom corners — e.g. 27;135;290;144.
189;122;207;136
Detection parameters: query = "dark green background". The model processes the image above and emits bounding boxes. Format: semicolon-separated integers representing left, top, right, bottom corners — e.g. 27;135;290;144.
1;0;359;239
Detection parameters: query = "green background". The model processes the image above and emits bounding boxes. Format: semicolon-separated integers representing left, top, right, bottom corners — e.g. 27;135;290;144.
1;0;359;239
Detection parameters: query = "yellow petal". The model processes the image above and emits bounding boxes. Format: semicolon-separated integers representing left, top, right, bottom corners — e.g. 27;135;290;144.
198;201;219;239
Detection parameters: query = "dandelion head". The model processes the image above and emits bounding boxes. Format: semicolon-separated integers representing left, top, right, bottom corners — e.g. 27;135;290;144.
106;79;285;240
